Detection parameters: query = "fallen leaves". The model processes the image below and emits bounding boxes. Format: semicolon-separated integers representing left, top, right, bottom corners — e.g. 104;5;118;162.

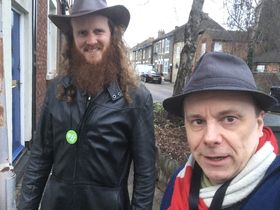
155;124;190;164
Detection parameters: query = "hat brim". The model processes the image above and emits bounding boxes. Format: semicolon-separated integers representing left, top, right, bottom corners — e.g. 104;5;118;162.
48;5;130;34
163;87;278;117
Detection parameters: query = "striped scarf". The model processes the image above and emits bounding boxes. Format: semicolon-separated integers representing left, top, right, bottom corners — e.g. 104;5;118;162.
167;127;278;210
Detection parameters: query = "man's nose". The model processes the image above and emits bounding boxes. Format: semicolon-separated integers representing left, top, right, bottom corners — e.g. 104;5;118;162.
203;122;222;145
86;33;97;45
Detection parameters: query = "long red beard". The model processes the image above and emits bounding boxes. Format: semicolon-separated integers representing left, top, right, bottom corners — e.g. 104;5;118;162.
69;45;119;96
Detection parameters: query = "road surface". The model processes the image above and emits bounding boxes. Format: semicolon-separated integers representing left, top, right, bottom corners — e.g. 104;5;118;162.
143;81;174;102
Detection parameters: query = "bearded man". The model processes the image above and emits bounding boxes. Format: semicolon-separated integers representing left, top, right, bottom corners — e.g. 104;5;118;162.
18;0;155;209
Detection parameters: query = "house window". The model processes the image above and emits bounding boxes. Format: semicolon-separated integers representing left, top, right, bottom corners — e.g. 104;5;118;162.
165;39;170;53
148;48;151;58
201;42;206;57
176;46;181;59
214;42;223;52
163;59;169;74
154;45;158;54
154;42;161;54
256;65;265;72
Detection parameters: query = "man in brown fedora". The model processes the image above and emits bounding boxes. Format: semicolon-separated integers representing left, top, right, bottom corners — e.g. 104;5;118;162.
160;52;280;210
18;0;155;209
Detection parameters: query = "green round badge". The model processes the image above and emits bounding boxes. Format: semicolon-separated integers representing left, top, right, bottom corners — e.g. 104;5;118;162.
66;130;78;144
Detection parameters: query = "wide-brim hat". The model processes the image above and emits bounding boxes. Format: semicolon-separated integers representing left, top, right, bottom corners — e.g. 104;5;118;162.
48;0;130;34
163;52;277;117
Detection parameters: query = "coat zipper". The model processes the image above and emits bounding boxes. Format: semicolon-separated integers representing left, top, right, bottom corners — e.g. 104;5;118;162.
70;95;92;209
73;95;92;182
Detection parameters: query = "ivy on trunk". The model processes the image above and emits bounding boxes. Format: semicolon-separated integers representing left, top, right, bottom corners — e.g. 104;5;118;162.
173;0;205;96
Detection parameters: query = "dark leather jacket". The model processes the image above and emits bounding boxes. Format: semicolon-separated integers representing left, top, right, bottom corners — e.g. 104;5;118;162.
19;77;156;210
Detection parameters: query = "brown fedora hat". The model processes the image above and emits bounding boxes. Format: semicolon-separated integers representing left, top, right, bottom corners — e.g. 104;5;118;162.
163;52;277;117
49;0;130;34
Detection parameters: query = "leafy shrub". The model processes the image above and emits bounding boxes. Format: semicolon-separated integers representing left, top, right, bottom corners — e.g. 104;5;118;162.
153;102;184;128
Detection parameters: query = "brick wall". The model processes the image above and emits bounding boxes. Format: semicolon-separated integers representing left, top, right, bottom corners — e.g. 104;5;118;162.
222;42;248;60
36;0;48;125
195;32;248;64
194;33;213;63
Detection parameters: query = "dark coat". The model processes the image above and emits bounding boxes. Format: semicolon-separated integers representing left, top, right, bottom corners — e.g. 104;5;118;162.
161;155;280;210
19;77;156;210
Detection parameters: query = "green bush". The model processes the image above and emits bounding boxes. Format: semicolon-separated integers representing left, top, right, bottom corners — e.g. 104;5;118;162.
153;102;184;128
153;102;168;127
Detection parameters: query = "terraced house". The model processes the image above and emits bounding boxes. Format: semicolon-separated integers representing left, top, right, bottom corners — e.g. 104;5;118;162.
130;13;280;85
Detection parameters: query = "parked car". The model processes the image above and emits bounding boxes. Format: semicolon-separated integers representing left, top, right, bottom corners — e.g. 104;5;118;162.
140;69;162;84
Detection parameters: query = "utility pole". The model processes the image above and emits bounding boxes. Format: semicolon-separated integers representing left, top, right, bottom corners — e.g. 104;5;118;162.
0;0;17;209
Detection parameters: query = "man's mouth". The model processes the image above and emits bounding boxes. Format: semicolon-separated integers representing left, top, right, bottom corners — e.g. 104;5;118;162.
85;45;101;52
206;156;228;161
85;48;99;53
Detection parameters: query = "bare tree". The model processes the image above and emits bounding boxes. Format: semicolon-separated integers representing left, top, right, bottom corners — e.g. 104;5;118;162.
224;0;280;66
224;0;260;31
255;0;280;53
173;0;204;96
223;0;263;67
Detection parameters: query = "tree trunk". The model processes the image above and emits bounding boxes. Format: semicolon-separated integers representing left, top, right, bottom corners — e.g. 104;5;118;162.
254;0;280;54
247;0;264;68
173;0;205;96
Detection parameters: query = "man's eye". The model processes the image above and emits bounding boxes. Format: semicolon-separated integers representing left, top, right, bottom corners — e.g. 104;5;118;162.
187;119;205;131
224;116;237;124
78;30;88;36
94;29;104;34
192;119;204;126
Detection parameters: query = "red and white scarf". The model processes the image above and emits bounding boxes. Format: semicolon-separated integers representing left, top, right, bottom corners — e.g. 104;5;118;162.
167;127;278;210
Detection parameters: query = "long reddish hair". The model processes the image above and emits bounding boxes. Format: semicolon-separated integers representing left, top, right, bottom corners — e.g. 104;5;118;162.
56;18;139;103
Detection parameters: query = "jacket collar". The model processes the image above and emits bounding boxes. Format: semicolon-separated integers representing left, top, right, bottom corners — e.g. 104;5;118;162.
60;75;123;101
61;75;73;89
107;80;123;101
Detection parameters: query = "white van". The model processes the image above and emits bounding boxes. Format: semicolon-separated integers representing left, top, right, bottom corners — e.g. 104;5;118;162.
135;64;153;76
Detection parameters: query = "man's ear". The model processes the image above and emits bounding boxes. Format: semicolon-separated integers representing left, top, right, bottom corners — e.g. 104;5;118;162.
257;111;265;137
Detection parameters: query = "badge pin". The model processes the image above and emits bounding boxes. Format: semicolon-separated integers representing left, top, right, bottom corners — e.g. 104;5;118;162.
66;130;78;144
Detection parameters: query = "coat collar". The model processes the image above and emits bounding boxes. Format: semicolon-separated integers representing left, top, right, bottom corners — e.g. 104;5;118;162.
60;75;123;101
107;80;123;101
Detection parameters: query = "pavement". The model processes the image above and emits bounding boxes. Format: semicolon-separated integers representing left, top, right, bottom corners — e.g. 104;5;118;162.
15;151;163;209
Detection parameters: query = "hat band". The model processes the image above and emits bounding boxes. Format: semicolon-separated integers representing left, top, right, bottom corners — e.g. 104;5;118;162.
186;76;257;92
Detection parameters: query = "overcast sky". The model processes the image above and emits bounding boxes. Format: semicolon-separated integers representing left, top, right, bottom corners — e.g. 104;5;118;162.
107;0;228;47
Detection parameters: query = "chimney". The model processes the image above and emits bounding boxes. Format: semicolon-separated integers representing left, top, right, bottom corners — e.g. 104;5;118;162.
158;30;165;38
